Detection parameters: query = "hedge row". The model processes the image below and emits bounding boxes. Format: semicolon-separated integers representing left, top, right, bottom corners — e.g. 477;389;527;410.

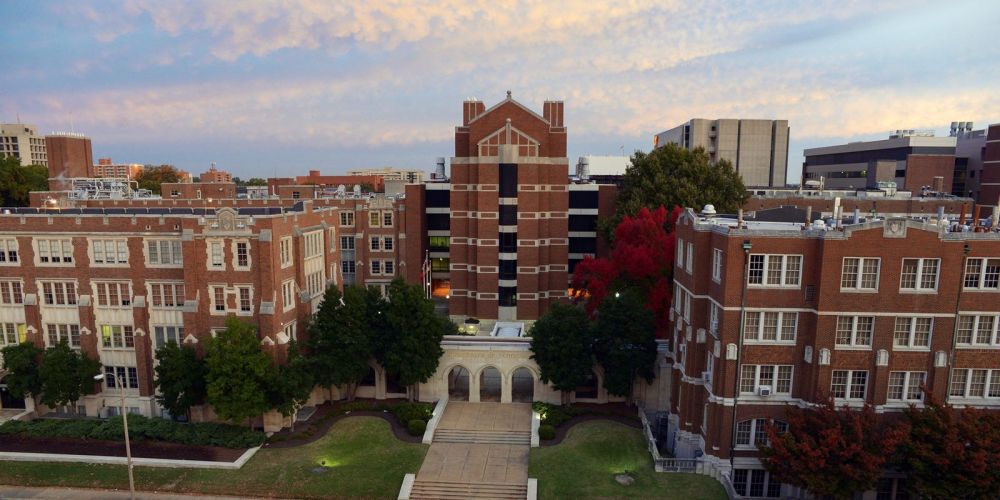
0;415;265;449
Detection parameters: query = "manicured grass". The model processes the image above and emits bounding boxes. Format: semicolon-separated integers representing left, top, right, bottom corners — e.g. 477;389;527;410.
529;420;727;500
0;416;427;499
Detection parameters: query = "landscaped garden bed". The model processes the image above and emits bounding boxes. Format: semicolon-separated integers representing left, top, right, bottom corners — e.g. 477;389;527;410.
266;398;433;447
533;401;641;445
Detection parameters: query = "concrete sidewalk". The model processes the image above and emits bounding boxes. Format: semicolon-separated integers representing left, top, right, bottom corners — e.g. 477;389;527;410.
0;486;253;499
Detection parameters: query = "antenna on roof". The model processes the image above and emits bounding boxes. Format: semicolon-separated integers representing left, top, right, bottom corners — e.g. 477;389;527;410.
506;90;512;99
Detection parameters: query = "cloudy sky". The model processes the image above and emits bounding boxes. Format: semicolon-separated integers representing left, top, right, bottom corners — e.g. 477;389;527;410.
2;0;998;182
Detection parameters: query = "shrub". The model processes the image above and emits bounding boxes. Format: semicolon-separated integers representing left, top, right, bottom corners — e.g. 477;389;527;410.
340;401;374;412
0;415;264;449
392;402;433;424
407;419;427;436
533;402;578;428
538;424;556;440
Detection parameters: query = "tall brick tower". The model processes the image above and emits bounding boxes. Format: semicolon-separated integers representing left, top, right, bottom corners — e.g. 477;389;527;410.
448;93;569;322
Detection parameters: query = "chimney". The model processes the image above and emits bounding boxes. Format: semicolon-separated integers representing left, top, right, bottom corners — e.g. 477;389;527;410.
737;209;744;228
833;197;842;228
543;101;564;128
960;204;967;226
853;208;861;224
932;176;944;193
463;99;486;125
805;206;813;224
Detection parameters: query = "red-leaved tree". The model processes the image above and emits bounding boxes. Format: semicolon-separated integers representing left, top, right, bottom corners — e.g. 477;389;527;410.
900;393;1000;498
571;205;682;337
759;399;907;499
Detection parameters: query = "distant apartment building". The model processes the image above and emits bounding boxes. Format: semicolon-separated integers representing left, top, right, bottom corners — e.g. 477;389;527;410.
288;170;385;193
803;131;957;192
0;123;47;167
573;155;630;187
654;119;789;187
348;166;425;184
199;164;233;183
45;133;93;191
668;207;1000;497
93;158;143;180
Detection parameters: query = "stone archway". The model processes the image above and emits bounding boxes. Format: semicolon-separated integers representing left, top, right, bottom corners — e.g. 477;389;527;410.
479;366;502;402
448;366;470;401
511;367;534;403
575;370;599;399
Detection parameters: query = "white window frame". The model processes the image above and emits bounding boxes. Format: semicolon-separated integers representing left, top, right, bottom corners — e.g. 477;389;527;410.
210;285;227;314
963;258;1000;291
328;228;336;253
232;240;251;270
893;316;933;350
748;254;802;288
739;365;793;395
834;316;874;349
0;238;19;265
0;323;25;346
949;368;1000;399
236;285;253;315
90;239;129;266
676;238;684;268
369;211;381;228
39;281;78;306
94;281;133;308
281;321;297;342
44;323;80;348
0;280;24;305
383;211;393;227
149;282;185;308
100;324;135;350
732;469;782;498
207;240;225;270
383;237;394;252
152;325;184;349
104;366;139;390
36;238;74;265
340;211;355;227
899;258;939;292
370;260;382;275
735;418;788;448
840;257;880;291
279;237;293;268
282;279;295;312
146;239;183;267
831;369;868;400
887;371;926;401
956;315;1000;346
743;311;797;344
383;260;395;276
712;248;723;283
685;242;693;274
370;236;381;251
340;235;355;250
303;230;323;259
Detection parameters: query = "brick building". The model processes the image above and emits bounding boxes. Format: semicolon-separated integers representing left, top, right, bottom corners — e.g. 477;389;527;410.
981;124;1000;210
45;133;93;189
93;158;143;180
199;165;233;183
666;207;1000;497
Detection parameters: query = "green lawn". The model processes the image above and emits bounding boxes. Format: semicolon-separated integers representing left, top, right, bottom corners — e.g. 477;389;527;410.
0;416;427;499
529;420;727;500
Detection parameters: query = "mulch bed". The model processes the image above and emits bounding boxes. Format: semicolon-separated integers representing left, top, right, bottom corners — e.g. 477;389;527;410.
265;400;423;449
0;434;246;462
539;403;642;447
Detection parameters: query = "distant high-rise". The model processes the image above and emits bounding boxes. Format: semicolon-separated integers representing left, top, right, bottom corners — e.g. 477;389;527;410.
803;133;956;192
654;119;790;187
0;123;47;167
348;166;425;184
45;133;93;189
200;164;233;183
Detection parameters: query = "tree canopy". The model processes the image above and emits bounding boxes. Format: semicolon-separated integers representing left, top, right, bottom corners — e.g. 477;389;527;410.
529;302;594;404
135;165;182;195
0;156;48;206
153;341;207;420
307;285;378;400
606;144;746;238
37;342;101;408
591;288;657;398
204;316;273;424
375;279;451;398
0;342;43;401
267;341;314;420
759;400;906;499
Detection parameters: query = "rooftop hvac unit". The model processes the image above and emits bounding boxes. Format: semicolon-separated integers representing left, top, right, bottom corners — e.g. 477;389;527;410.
756;385;772;397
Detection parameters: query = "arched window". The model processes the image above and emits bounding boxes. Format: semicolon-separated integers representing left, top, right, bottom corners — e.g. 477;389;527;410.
477;125;539;157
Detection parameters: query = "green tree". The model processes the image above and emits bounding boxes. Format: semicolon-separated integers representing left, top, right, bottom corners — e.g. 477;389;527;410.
530;302;594;405
592;289;657;399
204;316;273;425
135;165;182;195
0;156;49;206
38;342;101;408
307;286;378;400
267;341;314;428
375;279;451;400
0;342;43;403
245;177;267;186
899;394;1000;498
605;144;747;239
153;341;207;420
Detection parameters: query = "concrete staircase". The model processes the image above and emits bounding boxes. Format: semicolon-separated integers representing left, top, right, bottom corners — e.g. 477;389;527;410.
409;479;528;499
433;428;531;445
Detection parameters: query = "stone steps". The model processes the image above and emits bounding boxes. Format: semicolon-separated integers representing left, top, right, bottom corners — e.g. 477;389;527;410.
410;479;527;499
433;429;531;445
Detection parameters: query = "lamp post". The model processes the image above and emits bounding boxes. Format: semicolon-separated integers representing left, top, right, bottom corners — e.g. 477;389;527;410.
95;372;135;500
729;240;752;474
945;243;972;403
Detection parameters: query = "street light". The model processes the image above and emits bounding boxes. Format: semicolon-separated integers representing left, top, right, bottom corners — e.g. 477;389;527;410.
95;372;136;500
729;240;752;474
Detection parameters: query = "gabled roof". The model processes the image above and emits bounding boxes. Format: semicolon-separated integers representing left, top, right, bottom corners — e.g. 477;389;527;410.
467;94;551;126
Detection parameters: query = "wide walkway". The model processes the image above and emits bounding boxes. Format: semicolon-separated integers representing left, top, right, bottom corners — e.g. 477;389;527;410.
409;402;532;499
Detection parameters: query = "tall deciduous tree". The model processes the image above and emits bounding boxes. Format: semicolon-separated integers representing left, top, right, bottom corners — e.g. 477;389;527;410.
529;302;594;405
900;394;1000;498
610;144;747;236
0;156;48;206
205;317;273;425
38;342;101;408
135;165;182;195
267;341;314;428
759;400;907;499
245;177;267;186
0;342;43;403
153;341;207;420
375;279;451;401
572;205;682;336
591;289;657;399
307;286;378;400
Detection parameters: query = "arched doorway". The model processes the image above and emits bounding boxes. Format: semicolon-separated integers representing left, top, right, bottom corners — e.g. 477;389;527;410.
0;376;26;410
575;370;599;399
479;367;502;402
448;366;470;401
511;368;534;403
359;366;376;388
385;371;405;395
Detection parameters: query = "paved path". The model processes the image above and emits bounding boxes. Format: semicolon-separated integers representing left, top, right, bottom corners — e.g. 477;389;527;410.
0;486;248;499
409;402;532;499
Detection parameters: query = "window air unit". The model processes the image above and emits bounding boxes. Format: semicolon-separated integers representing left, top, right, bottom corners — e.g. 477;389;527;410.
756;385;772;397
